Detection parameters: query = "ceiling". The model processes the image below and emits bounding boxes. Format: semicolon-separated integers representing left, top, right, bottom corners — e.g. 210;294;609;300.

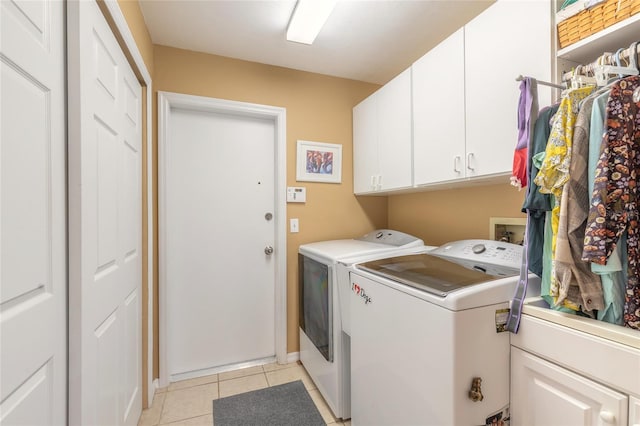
138;0;494;85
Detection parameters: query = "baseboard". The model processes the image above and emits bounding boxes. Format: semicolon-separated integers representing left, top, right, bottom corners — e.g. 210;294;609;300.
286;352;300;364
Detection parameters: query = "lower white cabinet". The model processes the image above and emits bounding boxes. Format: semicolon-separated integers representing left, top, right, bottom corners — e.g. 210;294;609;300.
631;397;640;426
510;313;640;426
511;346;628;426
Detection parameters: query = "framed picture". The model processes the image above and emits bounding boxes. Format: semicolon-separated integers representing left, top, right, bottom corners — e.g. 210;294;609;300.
296;140;342;184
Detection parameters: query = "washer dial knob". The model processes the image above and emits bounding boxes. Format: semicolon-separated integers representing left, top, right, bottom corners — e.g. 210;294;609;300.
472;244;486;254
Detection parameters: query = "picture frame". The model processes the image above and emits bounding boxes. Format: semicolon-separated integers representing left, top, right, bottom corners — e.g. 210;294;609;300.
296;140;342;184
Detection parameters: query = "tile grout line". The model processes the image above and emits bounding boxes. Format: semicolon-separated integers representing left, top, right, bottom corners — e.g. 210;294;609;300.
158;391;167;426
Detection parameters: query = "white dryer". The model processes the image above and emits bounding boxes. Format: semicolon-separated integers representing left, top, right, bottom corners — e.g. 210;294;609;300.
298;229;429;420
349;239;541;426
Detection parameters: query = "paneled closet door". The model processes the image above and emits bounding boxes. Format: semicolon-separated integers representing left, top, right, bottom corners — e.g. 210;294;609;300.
0;0;67;423
413;27;466;185
68;1;142;424
464;0;552;178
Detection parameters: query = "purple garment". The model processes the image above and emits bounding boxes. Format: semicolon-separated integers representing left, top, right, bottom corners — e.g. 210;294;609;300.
512;78;539;189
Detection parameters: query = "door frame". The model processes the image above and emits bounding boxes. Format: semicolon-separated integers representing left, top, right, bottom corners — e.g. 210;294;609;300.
157;91;287;387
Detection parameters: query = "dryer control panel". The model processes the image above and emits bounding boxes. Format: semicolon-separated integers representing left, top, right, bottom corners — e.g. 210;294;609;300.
429;239;522;276
358;229;424;248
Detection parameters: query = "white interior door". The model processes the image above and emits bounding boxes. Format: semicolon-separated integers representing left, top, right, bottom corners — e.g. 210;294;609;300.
0;0;66;423
163;103;277;381
68;1;142;424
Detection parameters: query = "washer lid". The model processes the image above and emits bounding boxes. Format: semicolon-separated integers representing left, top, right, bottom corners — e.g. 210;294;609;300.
356;253;515;297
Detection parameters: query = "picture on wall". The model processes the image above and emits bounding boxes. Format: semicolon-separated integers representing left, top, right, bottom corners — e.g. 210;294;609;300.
296;140;342;184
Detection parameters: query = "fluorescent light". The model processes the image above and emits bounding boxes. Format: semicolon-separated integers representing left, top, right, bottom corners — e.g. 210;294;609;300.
286;0;337;45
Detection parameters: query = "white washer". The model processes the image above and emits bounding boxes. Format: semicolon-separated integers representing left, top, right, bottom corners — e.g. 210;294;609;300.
349;239;541;426
298;229;430;420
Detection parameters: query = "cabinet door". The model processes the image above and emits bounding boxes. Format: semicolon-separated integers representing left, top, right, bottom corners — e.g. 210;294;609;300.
413;28;465;185
377;68;413;191
464;0;552;178
511;347;628;426
631;396;640;426
353;94;378;194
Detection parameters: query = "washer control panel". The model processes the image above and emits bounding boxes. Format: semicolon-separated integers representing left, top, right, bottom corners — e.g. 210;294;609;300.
429;239;523;276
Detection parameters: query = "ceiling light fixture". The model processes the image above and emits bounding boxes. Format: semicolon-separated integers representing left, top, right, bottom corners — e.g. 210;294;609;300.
286;0;337;45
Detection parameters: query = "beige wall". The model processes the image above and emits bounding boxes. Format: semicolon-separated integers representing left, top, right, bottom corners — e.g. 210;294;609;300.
153;45;387;357
116;0;154;77
388;183;526;246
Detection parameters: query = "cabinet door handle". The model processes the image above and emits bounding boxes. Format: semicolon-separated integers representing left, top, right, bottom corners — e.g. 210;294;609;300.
467;152;475;171
599;410;615;424
371;175;376;190
377;175;383;190
453;156;461;173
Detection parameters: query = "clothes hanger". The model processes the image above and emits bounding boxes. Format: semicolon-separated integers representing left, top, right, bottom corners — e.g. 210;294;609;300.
630;41;640;103
571;64;597;88
594;47;639;85
628;41;639;72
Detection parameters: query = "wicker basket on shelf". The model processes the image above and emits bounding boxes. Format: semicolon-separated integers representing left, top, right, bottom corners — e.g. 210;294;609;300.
557;0;640;49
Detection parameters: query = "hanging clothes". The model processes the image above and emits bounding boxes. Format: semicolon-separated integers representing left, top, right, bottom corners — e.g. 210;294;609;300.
522;104;558;277
512;78;539;190
588;90;627;325
534;86;594;310
583;76;640;330
529;111;576;313
554;95;603;313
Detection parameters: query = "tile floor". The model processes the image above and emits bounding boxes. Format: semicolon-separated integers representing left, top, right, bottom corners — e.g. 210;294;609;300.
138;361;351;426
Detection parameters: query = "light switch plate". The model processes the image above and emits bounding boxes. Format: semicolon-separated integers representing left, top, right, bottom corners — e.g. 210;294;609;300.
290;218;299;233
287;186;306;203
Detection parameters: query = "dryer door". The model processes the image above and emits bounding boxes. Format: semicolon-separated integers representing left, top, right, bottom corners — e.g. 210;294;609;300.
298;254;333;361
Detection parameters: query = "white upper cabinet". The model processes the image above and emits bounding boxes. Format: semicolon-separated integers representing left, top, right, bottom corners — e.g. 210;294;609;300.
413;28;466;185
377;69;413;192
353;93;379;194
353;0;553;194
464;0;552;178
353;68;412;195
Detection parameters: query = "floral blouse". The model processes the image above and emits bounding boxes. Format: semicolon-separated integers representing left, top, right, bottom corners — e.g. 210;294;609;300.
583;76;640;330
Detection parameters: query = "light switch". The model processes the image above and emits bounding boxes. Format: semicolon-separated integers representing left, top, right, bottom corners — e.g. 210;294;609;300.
287;186;306;203
290;218;299;233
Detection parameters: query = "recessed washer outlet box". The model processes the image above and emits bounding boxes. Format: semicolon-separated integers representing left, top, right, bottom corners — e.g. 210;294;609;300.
490;217;526;245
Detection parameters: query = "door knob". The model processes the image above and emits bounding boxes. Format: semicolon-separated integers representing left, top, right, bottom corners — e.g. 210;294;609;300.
264;246;274;255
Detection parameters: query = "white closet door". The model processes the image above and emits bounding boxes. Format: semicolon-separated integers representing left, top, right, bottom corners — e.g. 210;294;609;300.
68;1;142;424
0;0;67;424
413;27;466;185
